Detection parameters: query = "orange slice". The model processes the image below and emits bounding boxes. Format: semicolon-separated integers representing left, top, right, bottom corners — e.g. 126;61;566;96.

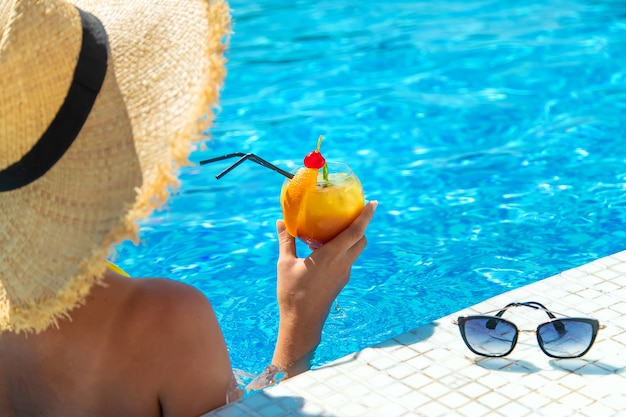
282;167;319;238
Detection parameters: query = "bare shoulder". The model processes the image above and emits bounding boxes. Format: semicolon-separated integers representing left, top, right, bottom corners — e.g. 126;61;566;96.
117;276;236;415
123;277;225;357
130;277;213;318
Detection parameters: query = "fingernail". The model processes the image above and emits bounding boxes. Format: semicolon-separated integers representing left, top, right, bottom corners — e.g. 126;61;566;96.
370;200;378;211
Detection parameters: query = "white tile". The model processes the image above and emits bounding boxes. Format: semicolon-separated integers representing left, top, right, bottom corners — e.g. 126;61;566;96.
356;347;383;362
419;381;454;400
323;372;353;390
256;403;289;417
610;262;626;273
561;268;589;279
348;363;380;379
240;392;276;409
579;402;619;417
538;402;577;417
594;255;620;267
298;401;328;416
611;299;626;314
514;391;551;409
322;391;350;409
366;372;397;390
212;404;250;417
498;383;531;401
558;391;594;409
611;250;626;261
423;346;457;362
594;268;621;281
379;381;413;399
285;373;317;390
387;364;417;380
579;263;605;274
405;354;437;370
368;355;398;371
371;402;408;417
438;391;471;408
601;393;626;410
338;402;369;417
402;372;433;390
341;381;371;398
458;381;491;399
413;400;450;417
206;250;626;417
393;332;424;346
540;383;572;401
443;356;476;372
493;401;532;417
397;390;431;409
557;374;585;392
437;373;475;392
301;382;335;397
390;346;420;362
518;373;551;391
359;391;388;408
475;372;511;390
455;400;493;417
422;363;452;380
475;391;511;411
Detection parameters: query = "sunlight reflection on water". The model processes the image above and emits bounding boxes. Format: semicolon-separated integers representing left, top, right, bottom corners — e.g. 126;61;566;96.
115;0;626;377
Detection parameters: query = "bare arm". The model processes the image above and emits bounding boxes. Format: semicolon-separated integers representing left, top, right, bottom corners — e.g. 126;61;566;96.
151;201;377;413
272;200;378;377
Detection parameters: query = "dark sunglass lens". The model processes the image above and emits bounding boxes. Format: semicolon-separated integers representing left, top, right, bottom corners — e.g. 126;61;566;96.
460;317;517;357
537;319;597;358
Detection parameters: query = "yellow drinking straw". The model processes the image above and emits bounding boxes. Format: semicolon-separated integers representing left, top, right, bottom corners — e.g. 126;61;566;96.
106;261;130;277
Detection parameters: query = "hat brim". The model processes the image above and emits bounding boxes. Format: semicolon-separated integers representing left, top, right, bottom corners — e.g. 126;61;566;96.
0;0;230;333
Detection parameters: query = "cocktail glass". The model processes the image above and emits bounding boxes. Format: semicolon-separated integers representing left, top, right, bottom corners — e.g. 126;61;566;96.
280;162;364;248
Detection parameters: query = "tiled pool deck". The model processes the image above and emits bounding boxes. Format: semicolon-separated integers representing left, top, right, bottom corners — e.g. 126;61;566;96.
206;250;626;416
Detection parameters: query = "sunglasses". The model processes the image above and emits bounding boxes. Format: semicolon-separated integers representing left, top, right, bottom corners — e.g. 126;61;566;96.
453;301;606;359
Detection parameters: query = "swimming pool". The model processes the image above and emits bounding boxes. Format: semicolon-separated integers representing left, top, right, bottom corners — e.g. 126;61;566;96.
115;0;626;379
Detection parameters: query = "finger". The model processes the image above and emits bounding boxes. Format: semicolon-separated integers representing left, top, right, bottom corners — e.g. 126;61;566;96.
326;200;377;252
345;235;367;264
276;219;296;260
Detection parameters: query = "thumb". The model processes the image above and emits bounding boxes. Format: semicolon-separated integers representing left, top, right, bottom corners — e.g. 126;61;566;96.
276;220;296;260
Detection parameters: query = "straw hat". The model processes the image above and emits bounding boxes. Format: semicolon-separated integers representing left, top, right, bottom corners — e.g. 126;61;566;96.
0;0;230;333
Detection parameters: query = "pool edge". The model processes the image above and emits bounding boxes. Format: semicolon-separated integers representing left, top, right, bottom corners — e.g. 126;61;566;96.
205;249;626;416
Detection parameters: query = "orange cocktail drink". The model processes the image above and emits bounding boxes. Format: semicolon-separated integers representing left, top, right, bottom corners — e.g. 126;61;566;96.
281;162;364;248
200;135;363;248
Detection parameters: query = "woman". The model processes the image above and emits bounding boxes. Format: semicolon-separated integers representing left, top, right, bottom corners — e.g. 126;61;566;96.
0;0;376;415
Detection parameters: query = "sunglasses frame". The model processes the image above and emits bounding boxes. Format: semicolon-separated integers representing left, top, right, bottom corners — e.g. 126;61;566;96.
453;301;605;359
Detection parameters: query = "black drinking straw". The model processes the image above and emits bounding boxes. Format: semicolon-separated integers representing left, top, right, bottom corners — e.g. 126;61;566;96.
200;152;294;180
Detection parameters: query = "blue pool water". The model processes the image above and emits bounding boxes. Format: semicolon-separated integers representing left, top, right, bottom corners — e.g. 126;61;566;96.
115;0;626;378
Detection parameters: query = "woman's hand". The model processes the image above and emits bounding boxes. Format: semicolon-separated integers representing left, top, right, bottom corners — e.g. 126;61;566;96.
271;200;378;376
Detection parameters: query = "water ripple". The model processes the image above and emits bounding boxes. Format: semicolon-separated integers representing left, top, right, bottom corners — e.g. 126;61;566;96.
115;0;626;373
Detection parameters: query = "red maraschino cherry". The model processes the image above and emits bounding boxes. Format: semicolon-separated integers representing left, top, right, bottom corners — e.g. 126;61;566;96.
303;135;326;168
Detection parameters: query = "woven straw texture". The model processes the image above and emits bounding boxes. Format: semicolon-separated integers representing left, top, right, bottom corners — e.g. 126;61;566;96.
0;0;230;333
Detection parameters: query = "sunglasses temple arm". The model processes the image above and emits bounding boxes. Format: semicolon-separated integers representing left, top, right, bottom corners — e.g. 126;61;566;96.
523;301;562;324
525;301;566;333
494;301;557;319
493;302;520;318
497;301;566;334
